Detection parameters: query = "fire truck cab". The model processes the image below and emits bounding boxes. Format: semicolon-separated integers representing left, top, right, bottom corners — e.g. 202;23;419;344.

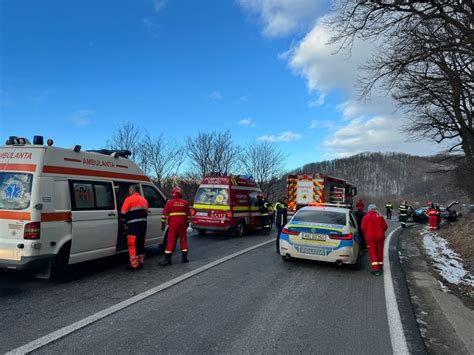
287;173;357;213
0;136;166;278
191;175;270;237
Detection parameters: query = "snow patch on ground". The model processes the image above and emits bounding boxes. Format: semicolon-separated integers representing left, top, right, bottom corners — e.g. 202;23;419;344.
421;228;474;288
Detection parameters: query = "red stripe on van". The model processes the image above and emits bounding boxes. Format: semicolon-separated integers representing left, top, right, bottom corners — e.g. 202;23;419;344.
0;163;36;172
41;212;72;222
42;165;150;181
116;164;129;169
0;211;31;221
64;157;82;163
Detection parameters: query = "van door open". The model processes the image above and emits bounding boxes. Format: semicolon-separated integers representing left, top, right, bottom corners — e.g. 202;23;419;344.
141;184;166;245
69;180;118;263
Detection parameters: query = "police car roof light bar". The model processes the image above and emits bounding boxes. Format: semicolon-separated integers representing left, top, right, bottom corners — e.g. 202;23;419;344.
311;202;351;209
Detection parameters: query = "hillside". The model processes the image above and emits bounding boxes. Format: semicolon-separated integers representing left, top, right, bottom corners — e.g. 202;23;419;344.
280;152;463;204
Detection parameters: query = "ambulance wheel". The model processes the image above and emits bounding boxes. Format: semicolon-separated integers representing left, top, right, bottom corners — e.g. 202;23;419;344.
52;242;71;282
197;229;207;236
281;254;293;262
235;221;245;238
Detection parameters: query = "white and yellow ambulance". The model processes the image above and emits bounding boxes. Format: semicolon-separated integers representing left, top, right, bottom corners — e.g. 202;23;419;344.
0;136;166;278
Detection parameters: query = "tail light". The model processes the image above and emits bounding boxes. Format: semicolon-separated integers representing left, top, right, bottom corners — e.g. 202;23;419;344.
191;208;196;216
282;227;299;236
24;222;41;240
226;211;232;219
329;233;352;240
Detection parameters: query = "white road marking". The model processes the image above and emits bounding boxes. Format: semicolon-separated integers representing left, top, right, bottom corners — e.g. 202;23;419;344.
384;226;409;354
6;238;274;355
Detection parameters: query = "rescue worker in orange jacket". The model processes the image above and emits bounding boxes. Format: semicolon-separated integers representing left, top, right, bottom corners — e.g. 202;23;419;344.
120;185;149;271
159;187;191;266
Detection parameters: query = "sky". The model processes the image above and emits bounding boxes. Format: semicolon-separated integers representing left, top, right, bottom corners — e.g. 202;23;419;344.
0;0;444;170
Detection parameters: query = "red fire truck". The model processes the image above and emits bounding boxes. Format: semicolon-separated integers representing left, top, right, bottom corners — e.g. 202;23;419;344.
286;173;357;212
191;175;271;237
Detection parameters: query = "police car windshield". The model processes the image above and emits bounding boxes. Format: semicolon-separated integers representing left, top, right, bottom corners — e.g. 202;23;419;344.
294;209;347;226
195;188;229;206
0;172;33;210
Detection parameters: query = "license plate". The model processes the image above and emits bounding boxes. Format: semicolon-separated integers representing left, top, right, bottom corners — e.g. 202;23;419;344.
196;211;208;216
301;233;326;241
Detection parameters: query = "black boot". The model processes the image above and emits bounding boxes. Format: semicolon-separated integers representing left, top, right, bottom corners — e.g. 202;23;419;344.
159;253;172;266
181;251;189;263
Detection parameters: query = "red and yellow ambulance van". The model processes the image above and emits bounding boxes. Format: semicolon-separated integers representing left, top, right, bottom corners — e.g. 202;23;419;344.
191;175;271;237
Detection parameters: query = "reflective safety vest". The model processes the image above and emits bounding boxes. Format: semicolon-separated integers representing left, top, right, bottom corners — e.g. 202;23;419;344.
121;192;149;225
162;198;191;225
399;204;408;216
386;203;393;210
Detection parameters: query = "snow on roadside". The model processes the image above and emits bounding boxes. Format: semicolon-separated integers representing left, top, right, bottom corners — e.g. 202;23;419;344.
421;228;474;288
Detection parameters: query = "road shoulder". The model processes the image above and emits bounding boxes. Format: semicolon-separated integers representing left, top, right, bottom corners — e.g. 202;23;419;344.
399;225;474;354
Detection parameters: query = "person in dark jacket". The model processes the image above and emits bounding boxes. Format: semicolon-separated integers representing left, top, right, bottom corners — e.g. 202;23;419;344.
399;201;408;228
274;197;288;253
385;201;393;220
255;193;271;233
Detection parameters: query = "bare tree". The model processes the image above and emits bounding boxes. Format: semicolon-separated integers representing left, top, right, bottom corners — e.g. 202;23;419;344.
328;0;474;197
107;123;142;163
140;132;185;188
241;141;286;199
186;131;240;177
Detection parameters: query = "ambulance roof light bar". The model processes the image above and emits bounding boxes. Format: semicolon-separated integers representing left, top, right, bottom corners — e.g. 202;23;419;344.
5;136;31;145
86;149;132;158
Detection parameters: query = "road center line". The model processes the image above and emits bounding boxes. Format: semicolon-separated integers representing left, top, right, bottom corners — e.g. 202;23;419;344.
384;226;409;354
6;238;275;355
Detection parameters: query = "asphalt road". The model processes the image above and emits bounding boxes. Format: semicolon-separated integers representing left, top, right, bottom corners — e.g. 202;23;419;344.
1;222;399;354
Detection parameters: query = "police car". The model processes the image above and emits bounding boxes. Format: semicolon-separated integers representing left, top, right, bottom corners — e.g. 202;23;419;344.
279;205;361;269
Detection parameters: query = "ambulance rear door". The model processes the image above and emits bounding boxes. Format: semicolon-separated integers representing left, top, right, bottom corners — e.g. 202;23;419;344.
68;179;118;263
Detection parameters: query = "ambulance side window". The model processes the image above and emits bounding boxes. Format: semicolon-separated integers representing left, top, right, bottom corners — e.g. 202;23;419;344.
142;185;166;208
69;180;114;210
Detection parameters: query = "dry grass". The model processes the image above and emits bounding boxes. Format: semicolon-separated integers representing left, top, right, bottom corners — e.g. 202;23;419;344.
437;213;474;271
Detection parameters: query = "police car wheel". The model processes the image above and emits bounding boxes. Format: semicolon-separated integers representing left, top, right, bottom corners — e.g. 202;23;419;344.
350;251;362;270
281;254;293;262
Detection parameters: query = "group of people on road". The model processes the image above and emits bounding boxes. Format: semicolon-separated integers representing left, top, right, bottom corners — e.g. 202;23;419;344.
121;186;438;276
120;186;287;271
120;186;190;271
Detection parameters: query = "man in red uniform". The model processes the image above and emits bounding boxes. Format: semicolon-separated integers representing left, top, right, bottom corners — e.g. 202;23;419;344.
428;205;439;230
356;199;365;213
120;185;149;271
361;204;388;276
159;187;191;266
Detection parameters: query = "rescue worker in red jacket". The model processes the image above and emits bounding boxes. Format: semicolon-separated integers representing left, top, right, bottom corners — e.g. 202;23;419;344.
120;185;149;271
361;204;388;276
159;187;191;266
356;199;365;213
428;205;439;230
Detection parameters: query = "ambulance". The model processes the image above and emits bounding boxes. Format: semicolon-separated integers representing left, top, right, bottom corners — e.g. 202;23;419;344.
0;136;166;278
191;174;270;237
